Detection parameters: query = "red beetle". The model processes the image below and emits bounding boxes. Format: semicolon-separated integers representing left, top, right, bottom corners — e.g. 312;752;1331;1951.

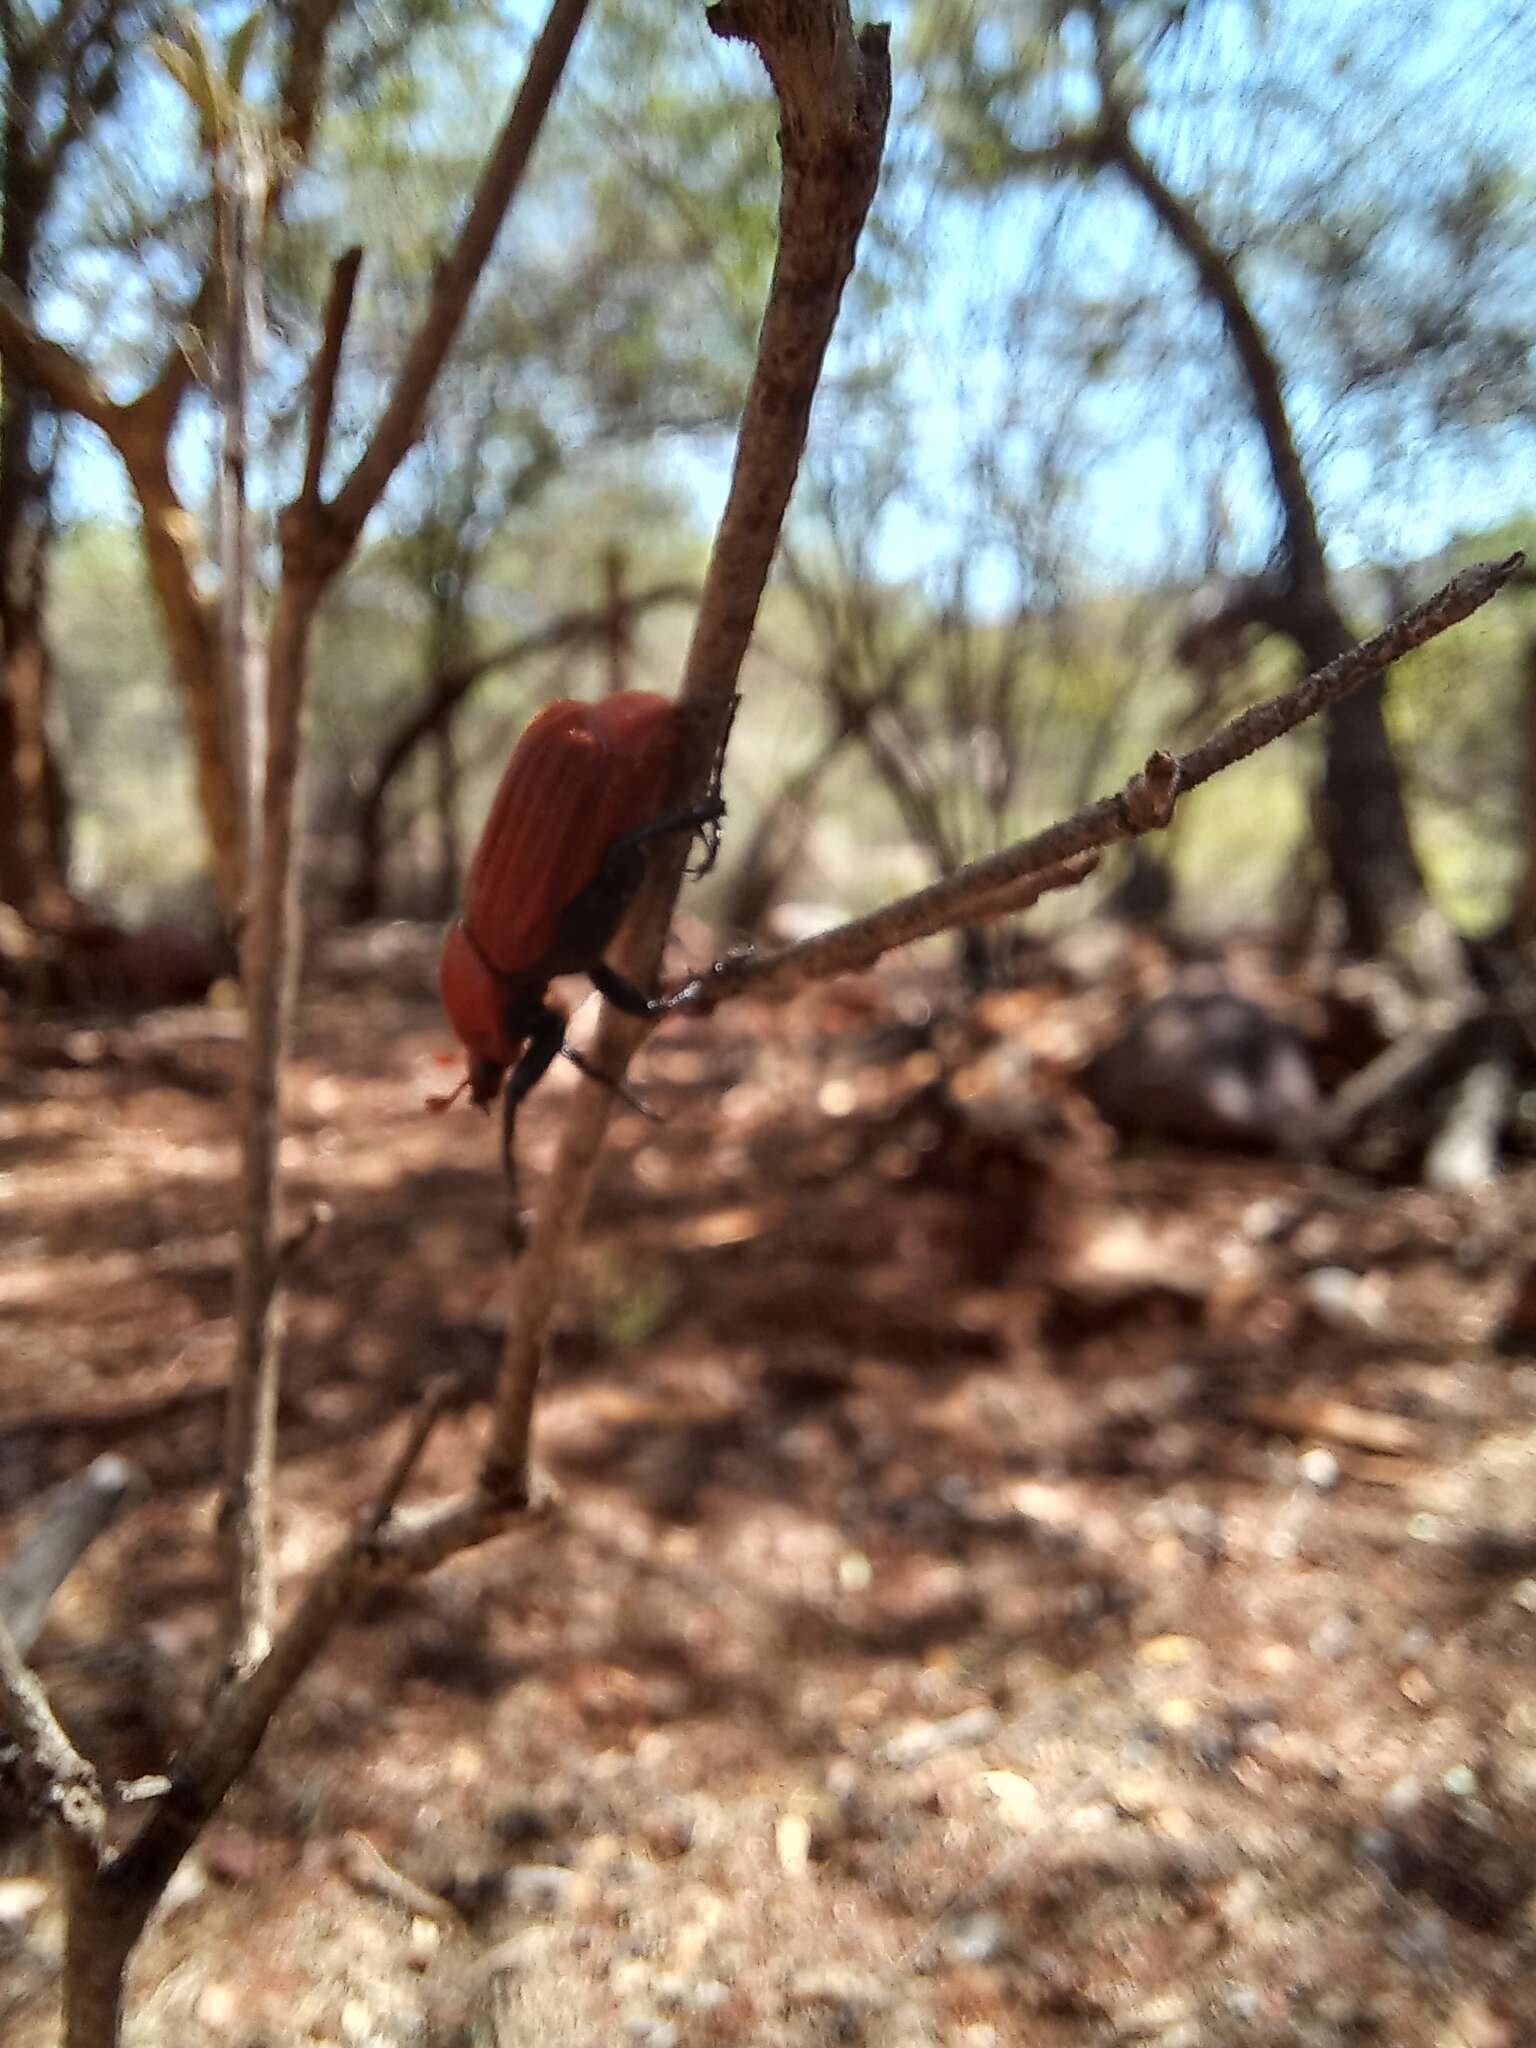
433;691;724;1203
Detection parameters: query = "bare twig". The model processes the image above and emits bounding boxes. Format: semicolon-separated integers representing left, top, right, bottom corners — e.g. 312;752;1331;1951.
218;0;594;1689
299;246;363;510
365;1378;458;1536
327;0;593;543
0;1611;105;1855
346;580;700;916
481;0;892;1490
673;553;1525;1013
0;1455;141;1658
0;279;117;429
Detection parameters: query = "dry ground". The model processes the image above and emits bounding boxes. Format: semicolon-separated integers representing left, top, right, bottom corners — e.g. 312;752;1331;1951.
3;927;1536;2047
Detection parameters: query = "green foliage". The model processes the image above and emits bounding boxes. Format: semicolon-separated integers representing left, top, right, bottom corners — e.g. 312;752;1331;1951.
49;526;206;916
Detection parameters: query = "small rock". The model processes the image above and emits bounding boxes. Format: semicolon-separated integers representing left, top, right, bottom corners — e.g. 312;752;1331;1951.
652;1975;730;2014
1298;1446;1340;1490
195;1984;241;2033
1398;1667;1437;1708
1082;991;1318;1152
622;2022;678;2048
1113;1774;1166;1819
1302;1265;1390;1337
775;1812;813;1877
0;1878;49;1927
1309;1613;1355;1660
1136;1634;1196;1667
640;1802;696;1860
1387;1908;1450;1968
881;1706;1000;1768
788;1966;893;2011
482;1927;557;1974
980;1770;1039;1827
340;1999;375;2044
407;1916;440;1969
940;1910;1009;1965
505;1864;584;1913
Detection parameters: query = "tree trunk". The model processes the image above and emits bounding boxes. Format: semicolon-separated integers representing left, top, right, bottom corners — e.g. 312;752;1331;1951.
720;739;844;937
119;417;246;918
431;717;460;917
62;1863;143;2048
1509;631;1536;945
1105;107;1455;983
0;144;67;916
1290;596;1463;985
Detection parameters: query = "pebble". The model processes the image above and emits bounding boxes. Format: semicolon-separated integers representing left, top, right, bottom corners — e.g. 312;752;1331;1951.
940;1909;1008;1965
195;1984;240;2032
340;1999;375;2044
651;1975;730;2013
1387;1908;1450;1968
0;1878;48;1927
1298;1447;1340;1490
1137;1634;1196;1667
788;1966;893;2011
775;1812;813;1877
1309;1612;1355;1660
881;1707;1000;1768
622;2022;678;2048
505;1864;584;1912
1398;1667;1436;1707
980;1770;1039;1827
1302;1265;1390;1335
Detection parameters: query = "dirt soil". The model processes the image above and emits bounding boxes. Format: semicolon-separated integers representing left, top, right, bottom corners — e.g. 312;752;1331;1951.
3;926;1536;2048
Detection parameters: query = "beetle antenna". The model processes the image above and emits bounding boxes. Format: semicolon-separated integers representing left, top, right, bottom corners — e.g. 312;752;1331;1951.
425;1077;472;1115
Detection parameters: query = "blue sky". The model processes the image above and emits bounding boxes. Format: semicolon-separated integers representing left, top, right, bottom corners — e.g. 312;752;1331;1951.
38;0;1536;606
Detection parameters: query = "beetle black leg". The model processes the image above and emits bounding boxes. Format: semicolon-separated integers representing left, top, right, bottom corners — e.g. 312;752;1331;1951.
601;944;757;1019
603;791;726;866
499;1004;568;1245
588;958;660;1019
560;1041;661;1119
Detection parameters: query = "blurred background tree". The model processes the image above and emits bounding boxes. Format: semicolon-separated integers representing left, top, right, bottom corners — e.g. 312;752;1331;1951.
1;0;1531;960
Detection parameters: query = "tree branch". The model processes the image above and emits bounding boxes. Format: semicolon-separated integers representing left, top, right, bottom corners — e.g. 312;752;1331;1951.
0;1455;140;1658
0;279;116;429
672;553;1525;1011
299;245;363;508
326;0;594;543
218;0;595;1688
0;1610;105;1857
480;0;892;1490
370;583;698;798
112;1448;558;1923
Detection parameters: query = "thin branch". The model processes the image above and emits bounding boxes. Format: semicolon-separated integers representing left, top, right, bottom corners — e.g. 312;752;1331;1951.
218;0;595;1691
0;1455;141;1658
113;1469;558;1916
363;582;698;808
480;0;892;1491
0;1611;105;1856
327;0;594;542
673;553;1525;1011
299;245;362;509
364;1378;456;1537
0;279;116;429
